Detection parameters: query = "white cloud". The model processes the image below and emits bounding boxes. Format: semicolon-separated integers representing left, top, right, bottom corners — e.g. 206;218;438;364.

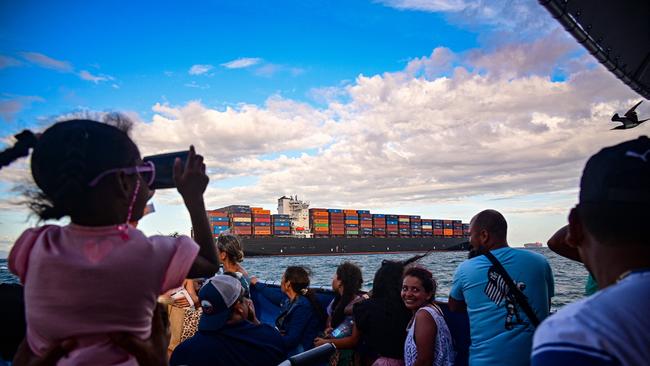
125;31;644;215
0;55;22;69
221;57;262;69
2;32;646;245
0;95;44;122
184;81;210;89
379;0;558;37
78;70;114;84
378;0;468;12
20;52;73;72
188;64;214;75
17;51;117;85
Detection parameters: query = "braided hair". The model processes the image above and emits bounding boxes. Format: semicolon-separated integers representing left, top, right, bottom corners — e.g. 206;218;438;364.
12;118;139;220
217;234;245;263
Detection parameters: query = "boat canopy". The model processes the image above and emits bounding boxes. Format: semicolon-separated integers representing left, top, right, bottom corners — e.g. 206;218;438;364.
540;0;650;100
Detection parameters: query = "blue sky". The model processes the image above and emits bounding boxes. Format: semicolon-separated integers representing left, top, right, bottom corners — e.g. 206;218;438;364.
0;0;478;127
0;0;646;255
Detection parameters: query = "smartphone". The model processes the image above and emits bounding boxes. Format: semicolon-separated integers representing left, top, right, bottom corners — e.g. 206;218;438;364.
143;150;189;189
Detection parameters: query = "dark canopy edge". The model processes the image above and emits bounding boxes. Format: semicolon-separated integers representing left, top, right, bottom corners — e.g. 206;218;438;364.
540;0;650;100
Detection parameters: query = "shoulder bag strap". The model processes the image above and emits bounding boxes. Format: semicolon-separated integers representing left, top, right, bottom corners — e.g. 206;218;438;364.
483;250;541;327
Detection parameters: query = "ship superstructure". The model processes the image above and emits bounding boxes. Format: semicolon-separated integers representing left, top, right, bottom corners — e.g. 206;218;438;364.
277;195;311;237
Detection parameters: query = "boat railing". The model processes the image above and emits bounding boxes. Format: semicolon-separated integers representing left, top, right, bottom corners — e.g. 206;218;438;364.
277;343;336;366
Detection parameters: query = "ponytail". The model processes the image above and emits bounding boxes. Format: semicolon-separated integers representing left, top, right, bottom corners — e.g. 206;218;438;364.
283;266;327;323
0;130;38;169
302;288;327;323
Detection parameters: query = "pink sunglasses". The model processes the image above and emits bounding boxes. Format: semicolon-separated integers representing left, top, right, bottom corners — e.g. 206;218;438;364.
88;161;156;187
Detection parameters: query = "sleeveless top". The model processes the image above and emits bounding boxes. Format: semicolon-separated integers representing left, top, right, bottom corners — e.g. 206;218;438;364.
404;305;455;366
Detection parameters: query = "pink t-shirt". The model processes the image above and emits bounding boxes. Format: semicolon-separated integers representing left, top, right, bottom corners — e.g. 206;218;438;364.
8;224;200;365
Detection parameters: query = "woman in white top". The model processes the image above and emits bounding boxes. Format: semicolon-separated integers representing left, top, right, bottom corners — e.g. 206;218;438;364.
401;266;454;366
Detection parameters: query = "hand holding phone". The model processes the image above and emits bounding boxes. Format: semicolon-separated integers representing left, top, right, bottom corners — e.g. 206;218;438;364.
173;145;208;199
143;150;189;190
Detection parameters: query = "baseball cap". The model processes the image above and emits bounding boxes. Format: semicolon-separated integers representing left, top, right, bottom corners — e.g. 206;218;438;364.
580;136;650;204
198;275;244;331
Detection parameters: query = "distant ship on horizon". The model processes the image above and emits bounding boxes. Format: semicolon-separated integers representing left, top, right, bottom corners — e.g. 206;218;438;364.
523;242;544;248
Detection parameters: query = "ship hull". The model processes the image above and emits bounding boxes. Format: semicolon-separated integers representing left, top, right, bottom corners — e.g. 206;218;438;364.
242;236;469;256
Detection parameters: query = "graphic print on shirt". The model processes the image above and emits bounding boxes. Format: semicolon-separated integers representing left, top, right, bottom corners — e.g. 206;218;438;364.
484;266;509;305
484;266;526;330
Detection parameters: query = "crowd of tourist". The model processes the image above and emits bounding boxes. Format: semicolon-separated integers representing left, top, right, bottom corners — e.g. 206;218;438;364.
0;115;648;366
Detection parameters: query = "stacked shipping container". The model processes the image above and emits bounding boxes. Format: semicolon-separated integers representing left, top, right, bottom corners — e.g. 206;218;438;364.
251;207;271;236
219;205;252;236
207;210;229;236
443;220;453;237
328;209;344;236
358;210;372;236
452;220;463;237
372;214;386;236
421;219;433;236
309;208;329;237
344;209;359;236
272;214;291;236
433;220;444;237
410;215;422;237
207;204;469;239
386;215;399;236
399;215;411;237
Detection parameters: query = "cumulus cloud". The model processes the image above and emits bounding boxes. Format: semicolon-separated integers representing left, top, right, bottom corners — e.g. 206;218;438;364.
379;0;558;37
20;52;73;72
188;64;214;75
122;31;643;214
221;57;262;69
1;30;645;245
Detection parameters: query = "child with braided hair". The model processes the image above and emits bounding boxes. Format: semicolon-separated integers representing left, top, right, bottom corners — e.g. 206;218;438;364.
5;118;220;365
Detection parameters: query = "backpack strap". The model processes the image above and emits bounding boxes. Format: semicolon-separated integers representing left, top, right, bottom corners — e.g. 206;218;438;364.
483;250;541;327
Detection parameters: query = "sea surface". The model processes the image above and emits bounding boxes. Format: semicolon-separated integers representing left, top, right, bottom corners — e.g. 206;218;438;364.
0;248;588;311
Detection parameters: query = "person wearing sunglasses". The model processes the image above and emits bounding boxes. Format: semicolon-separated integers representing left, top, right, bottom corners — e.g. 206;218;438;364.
6;118;219;365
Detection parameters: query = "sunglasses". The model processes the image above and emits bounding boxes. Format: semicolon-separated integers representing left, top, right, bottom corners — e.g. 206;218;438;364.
88;161;156;187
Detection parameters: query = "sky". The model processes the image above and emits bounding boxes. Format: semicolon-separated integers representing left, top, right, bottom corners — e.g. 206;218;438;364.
0;0;647;256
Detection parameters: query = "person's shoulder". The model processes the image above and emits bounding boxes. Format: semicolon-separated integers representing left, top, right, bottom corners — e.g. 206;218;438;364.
533;297;592;345
455;255;485;273
415;306;436;323
512;247;547;259
253;323;284;340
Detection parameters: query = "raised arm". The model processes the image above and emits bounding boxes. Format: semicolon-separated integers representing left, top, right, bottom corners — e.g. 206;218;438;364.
175;146;219;278
547;225;581;263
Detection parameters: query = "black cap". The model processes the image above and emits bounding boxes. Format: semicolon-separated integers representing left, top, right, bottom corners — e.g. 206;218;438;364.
580;136;650;204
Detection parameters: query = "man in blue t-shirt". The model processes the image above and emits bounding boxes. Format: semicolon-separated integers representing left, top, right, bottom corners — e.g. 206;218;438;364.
170;274;286;366
449;209;554;366
532;136;650;366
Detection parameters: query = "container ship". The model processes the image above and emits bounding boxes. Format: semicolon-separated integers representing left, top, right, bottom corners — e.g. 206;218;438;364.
207;196;470;256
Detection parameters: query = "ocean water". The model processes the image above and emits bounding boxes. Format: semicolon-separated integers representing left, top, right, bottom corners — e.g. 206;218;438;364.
0;248;588;311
